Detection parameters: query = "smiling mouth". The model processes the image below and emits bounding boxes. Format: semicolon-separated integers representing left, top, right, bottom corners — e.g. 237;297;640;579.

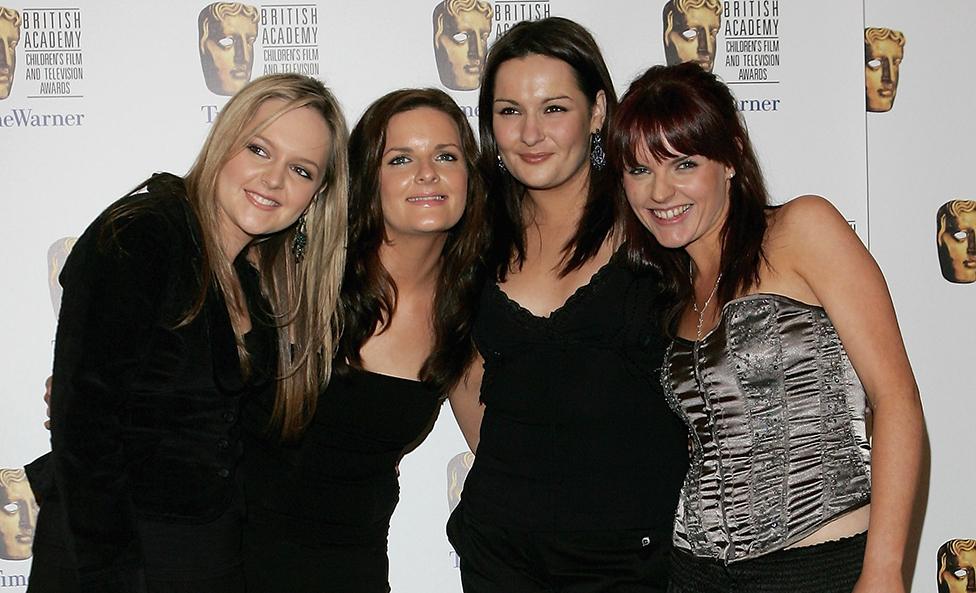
651;205;691;221
407;195;446;204
15;534;33;544
246;190;280;208
519;153;552;164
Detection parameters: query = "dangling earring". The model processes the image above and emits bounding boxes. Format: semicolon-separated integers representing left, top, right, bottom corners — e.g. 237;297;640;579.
292;212;308;262
590;130;606;171
496;154;508;172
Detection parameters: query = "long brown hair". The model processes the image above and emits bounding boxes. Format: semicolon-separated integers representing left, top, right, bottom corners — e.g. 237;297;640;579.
610;63;771;331
106;74;349;439
477;17;619;281
339;88;488;395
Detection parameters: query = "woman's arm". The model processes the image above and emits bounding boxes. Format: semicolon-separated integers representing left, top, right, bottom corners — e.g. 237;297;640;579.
448;353;485;454
781;196;924;593
50;208;173;592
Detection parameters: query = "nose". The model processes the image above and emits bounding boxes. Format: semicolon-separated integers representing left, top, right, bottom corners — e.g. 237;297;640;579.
262;161;286;189
651;172;674;204
234;36;247;66
0;43;9;70
966;567;976;592
967;230;976;256
17;503;34;535
697;28;710;56
469;34;484;63
880;58;892;84
520;113;543;147
415;158;439;183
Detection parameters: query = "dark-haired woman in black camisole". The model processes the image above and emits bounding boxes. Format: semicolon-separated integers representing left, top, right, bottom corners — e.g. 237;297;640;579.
446;18;688;593
241;88;489;593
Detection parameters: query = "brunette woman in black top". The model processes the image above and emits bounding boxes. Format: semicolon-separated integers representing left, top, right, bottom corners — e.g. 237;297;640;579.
241;88;488;593
446;17;688;593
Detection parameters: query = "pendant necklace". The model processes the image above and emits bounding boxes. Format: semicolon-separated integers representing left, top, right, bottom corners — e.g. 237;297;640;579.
690;260;722;342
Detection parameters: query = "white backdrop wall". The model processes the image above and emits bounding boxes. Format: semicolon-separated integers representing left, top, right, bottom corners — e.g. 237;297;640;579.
0;1;970;591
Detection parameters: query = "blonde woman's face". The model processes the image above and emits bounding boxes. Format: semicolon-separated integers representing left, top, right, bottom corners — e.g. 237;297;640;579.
214;100;331;258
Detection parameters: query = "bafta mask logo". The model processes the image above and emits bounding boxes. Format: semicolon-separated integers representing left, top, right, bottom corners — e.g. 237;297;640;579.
663;0;721;73
937;200;976;284
49;237;78;315
432;0;493;91
938;539;976;593
0;6;21;100
0;468;38;561
199;2;259;96
447;451;475;513
864;27;905;113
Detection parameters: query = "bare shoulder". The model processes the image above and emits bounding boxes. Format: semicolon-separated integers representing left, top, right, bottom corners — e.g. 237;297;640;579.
767;195;859;259
773;195;849;232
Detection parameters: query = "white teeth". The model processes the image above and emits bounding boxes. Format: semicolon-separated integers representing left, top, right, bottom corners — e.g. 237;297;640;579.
248;191;279;207
407;195;446;202
652;205;691;220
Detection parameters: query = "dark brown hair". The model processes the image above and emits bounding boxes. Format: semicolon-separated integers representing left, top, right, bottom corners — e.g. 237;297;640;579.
338;88;488;395
609;62;770;330
477;17;619;280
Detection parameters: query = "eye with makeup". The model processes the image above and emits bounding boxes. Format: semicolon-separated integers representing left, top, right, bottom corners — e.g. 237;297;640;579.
496;105;519;116
387;154;411;166
247;143;268;158
543;104;568;114
435;151;459;163
866;58;882;69
675;157;699;171
626;165;650;176
291;164;313;180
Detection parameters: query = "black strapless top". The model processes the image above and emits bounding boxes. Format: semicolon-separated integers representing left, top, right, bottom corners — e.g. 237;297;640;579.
242;367;440;545
461;252;689;531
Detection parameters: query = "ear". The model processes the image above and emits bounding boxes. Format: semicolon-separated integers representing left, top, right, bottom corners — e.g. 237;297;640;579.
590;89;607;133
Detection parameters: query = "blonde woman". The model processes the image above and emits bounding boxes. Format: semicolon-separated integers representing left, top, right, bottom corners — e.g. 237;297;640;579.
27;73;347;593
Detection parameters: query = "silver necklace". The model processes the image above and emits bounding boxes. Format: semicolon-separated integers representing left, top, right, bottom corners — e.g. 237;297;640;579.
689;261;722;341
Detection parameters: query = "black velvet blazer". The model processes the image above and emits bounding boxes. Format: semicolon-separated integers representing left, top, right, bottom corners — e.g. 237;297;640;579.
34;174;262;590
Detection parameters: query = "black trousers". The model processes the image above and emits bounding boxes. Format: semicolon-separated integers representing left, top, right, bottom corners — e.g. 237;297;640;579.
447;503;672;593
667;532;867;593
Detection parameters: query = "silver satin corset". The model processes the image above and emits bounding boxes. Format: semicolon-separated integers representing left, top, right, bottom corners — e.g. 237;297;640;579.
662;293;872;563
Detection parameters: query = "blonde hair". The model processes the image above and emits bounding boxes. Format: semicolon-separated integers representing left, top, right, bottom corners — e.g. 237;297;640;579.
198;2;259;54
864;27;906;47
0;7;20;27
184;73;348;439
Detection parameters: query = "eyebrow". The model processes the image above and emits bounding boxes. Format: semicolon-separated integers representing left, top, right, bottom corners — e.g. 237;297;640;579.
383;143;462;156
494;95;574;106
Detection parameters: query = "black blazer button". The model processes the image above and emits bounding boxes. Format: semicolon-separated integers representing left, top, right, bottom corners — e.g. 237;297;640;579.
222;411;236;423
217;468;231;478
217;439;230;450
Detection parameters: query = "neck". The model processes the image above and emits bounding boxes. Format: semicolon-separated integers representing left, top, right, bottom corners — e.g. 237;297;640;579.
523;166;591;229
379;233;445;293
685;232;724;282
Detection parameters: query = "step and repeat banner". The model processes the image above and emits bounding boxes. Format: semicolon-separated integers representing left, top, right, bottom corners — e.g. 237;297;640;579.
0;1;971;591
